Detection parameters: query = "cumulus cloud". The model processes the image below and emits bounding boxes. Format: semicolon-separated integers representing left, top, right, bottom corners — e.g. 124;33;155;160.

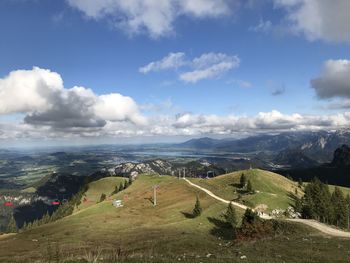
311;59;350;99
274;0;350;42
0;67;146;130
140;52;240;83
67;0;234;38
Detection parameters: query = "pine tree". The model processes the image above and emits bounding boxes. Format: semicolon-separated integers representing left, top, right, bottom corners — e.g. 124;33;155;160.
99;193;106;203
298;178;303;188
119;182;124;192
301;178;333;223
247;180;254;193
124;180;129;189
346;194;350;229
331;187;348;227
240;173;247;188
224;202;237;229
6;215;18;233
192;196;202;217
128;175;133;186
111;185;119;196
242;208;259;225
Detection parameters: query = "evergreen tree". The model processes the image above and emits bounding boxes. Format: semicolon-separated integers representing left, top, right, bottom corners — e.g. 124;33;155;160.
298;178;303;188
110;185;119;196
331;187;348;227
346;194;350;229
128;175;133;186
247;180;254;193
6;215;18;233
224;202;237;229
119;182;124;192
99;193;106;203
242;208;259;225
301;178;333;224
124;180;129;189
240;173;247;188
192;196;202;217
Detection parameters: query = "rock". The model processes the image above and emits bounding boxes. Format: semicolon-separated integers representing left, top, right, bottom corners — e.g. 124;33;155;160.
240;255;247;259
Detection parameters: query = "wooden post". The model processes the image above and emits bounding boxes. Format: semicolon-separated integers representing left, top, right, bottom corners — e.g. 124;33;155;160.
153;185;159;206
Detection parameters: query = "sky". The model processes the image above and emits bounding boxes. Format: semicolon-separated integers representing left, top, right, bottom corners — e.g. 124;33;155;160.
1;0;350;147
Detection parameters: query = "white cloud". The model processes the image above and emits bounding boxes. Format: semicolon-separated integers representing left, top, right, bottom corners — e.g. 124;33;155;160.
94;93;147;125
274;0;350;42
0;67;145;129
140;52;240;83
139;52;186;74
249;19;272;33
311;59;350;99
2;67;350;141
67;0;234;38
180;53;240;83
0;67;63;114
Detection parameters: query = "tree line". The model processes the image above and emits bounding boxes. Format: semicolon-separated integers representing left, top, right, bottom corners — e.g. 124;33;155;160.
295;178;350;228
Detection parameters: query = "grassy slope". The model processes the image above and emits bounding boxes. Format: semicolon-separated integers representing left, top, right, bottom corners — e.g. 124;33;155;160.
0;175;234;261
74;177;127;212
190;169;303;211
1;174;350;262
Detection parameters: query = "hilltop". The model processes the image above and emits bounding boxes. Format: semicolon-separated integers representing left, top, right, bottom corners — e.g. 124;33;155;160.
190;169;302;213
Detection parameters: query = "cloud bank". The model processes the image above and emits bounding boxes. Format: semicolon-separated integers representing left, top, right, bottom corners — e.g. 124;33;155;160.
1;67;350;141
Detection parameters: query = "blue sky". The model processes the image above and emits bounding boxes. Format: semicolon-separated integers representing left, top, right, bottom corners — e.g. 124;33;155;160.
1;0;350;146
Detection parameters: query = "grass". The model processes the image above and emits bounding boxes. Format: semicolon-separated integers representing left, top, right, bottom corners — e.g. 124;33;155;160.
1;173;350;262
74;177;127;212
190;169;303;212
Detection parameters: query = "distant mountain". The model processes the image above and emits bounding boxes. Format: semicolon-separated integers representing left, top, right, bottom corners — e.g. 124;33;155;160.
175;130;350;165
277;144;350;187
331;145;350;167
274;149;319;169
176;137;221;149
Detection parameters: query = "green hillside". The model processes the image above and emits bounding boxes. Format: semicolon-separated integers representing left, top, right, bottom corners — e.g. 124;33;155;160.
190;169;303;212
75;177;127;211
1;174;350;262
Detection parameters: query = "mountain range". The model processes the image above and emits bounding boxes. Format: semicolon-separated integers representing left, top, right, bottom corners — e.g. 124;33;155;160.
174;130;350;167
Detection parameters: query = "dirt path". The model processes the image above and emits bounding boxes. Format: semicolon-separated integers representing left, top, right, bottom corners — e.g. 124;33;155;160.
183;178;350;238
183;178;271;219
288;219;350;238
